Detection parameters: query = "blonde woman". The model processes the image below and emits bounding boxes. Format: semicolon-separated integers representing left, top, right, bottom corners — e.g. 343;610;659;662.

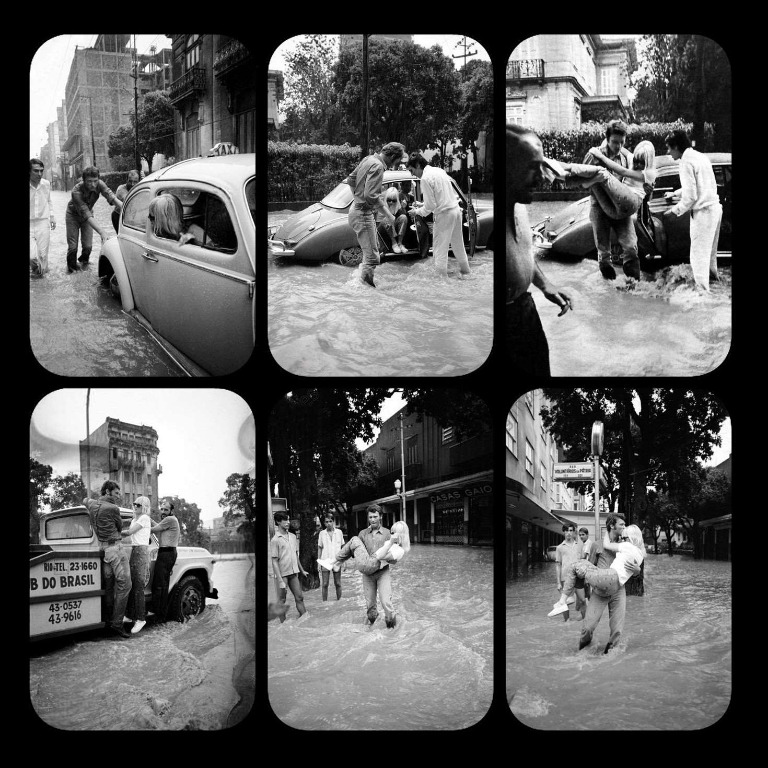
121;495;153;634
148;193;206;245
559;141;658;220
320;520;411;576
548;524;645;617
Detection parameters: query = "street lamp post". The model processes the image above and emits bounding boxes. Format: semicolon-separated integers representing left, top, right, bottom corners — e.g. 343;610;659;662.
398;413;406;522
591;420;604;541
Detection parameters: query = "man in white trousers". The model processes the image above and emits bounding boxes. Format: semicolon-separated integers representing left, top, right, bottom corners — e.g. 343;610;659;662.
30;158;56;276
406;152;471;278
663;129;722;291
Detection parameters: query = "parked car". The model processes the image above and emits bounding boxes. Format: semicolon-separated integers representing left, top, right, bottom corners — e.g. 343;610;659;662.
99;154;255;376
30;505;219;641
545;545;558;562
268;169;494;264
531;153;731;271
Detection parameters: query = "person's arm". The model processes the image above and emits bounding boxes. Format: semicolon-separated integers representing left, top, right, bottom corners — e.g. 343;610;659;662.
374;536;396;561
532;262;574;315
47;184;56;229
587;148;645;181
364;163;394;223
414;174;436;217
603;532;620;552
150;516;170;534
555;551;563;588
100;180;122;210
122;520;143;537
666;157;698;217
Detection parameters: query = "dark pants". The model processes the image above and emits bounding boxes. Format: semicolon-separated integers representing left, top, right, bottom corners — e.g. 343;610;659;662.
65;211;93;269
505;292;551;376
152;548;177;621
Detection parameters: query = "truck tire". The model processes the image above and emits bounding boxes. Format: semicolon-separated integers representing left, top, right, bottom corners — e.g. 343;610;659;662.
167;575;206;622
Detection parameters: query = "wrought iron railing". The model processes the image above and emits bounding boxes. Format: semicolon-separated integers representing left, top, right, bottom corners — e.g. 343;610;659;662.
169;66;206;102
506;58;545;79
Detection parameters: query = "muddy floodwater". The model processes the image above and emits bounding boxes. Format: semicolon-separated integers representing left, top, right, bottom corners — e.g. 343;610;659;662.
268;207;493;377
29;191;183;377
268;545;493;730
30;556;254;730
506;554;731;730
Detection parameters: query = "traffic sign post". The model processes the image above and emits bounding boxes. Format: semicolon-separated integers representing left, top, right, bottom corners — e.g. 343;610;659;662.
592;421;604;541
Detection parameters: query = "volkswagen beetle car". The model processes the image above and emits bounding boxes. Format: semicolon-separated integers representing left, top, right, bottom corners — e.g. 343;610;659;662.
531;153;731;270
268;169;494;264
99;154;255;376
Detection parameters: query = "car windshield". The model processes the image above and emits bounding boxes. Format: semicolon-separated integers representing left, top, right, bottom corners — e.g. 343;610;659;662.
246;178;255;224
321;182;354;210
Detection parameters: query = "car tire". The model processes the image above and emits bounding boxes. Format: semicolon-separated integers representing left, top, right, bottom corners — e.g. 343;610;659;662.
167;574;206;622
108;273;121;299
338;246;363;267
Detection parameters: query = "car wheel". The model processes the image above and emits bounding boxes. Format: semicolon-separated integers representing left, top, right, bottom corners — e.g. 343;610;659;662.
167;575;206;622
338;246;363;267
108;273;121;298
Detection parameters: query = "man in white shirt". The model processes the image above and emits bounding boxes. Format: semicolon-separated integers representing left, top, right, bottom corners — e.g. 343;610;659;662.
663;129;722;291
317;515;344;601
406;152;471;278
29;158;56;277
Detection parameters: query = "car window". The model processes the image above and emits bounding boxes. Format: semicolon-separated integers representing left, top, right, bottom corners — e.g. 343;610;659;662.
46;512;92;540
160;187;238;253
321;182;354;209
122;188;151;231
651;172;681;199
246;178;255;225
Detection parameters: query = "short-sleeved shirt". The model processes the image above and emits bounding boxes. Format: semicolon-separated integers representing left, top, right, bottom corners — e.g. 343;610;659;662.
555;539;582;577
128;513;152;546
66;179;118;222
152;514;181;547
271;529;301;577
358;525;391;569
30;178;53;221
83;497;123;543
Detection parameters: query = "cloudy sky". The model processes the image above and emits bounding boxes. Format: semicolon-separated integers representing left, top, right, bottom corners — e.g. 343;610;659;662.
30;389;254;523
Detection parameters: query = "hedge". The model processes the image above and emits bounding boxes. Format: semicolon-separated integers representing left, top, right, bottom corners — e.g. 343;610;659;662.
268;141;362;204
98;171;132;192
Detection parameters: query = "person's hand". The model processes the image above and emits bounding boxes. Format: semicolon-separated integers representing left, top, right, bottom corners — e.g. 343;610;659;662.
179;232;195;245
663;208;676;218
588;146;605;161
595;167;611;182
541;285;574;316
626;561;642;576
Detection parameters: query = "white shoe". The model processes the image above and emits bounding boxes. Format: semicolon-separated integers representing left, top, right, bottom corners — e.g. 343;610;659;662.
548;602;569;617
394;243;405;254
131;619;147;634
123;617;132;624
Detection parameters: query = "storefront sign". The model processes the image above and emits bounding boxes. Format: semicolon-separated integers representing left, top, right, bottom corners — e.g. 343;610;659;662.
430;483;493;504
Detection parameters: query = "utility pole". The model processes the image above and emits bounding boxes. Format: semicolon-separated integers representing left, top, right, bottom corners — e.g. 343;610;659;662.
452;36;477;71
362;34;370;155
132;34;140;173
398;413;406;522
85;389;91;499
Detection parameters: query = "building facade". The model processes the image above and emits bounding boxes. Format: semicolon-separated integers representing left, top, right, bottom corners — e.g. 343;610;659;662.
79;417;162;507
506;34;636;131
61;35;172;178
350;405;493;547
168;35;255;159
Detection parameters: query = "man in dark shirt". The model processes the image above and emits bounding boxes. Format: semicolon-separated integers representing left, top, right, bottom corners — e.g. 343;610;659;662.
65;166;122;273
83;480;132;639
345;142;407;287
357;505;396;628
150;498;181;622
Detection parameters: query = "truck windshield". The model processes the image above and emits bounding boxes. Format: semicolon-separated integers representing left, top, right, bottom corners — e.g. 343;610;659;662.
46;512;92;540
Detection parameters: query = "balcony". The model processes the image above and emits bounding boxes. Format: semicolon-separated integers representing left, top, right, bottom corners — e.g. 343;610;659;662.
169;66;206;104
506;58;545;81
214;39;252;80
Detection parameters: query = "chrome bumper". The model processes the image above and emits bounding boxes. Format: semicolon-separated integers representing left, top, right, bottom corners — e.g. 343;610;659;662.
268;238;295;257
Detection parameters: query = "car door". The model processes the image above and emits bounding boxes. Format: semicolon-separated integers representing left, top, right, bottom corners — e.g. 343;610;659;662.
125;182;255;375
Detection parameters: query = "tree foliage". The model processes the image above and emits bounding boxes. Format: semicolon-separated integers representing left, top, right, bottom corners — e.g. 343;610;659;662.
630;35;731;150
49;472;87;511
30;458;53;544
401;389;491;440
219;472;255;546
455;59;494;180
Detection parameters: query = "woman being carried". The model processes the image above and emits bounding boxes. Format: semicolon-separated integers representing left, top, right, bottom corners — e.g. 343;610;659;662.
558;141;657;221
318;520;411;575
548;524;645;617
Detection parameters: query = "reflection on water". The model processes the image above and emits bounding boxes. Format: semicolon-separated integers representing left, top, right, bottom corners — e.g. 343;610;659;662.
507;555;731;730
533;259;732;376
268;252;493;377
268;545;493;730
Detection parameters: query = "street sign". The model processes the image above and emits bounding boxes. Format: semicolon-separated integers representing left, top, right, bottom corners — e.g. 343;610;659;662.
553;462;594;483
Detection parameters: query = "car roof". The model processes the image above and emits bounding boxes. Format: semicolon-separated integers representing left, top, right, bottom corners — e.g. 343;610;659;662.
655;152;731;169
41;505;134;517
383;169;418;183
142;153;255;186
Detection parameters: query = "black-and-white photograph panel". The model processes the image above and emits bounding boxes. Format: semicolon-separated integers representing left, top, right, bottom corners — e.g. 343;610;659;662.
29;388;255;730
505;35;731;377
506;388;732;729
29;34;255;376
266;388;493;729
267;35;494;376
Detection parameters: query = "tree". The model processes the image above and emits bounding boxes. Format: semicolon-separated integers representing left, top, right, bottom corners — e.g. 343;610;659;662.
219;472;255;547
164;496;205;548
268;388;392;587
401;389;491;440
630;35;731;150
49;472;87;510
280;35;349;144
30;458;53;544
107;126;137;169
334;39;461;152
455;59;494;185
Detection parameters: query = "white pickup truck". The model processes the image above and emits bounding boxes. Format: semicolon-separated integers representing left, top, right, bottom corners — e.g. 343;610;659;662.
30;505;218;641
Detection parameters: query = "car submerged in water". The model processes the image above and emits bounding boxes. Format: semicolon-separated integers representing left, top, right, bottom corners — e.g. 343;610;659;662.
531;153;731;271
268;169;494;265
99;154;255;376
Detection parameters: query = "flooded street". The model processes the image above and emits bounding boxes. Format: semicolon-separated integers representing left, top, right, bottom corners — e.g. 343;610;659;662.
30;556;254;730
268;206;493;377
506;554;731;730
528;202;732;377
30;191;183;377
268;545;493;730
